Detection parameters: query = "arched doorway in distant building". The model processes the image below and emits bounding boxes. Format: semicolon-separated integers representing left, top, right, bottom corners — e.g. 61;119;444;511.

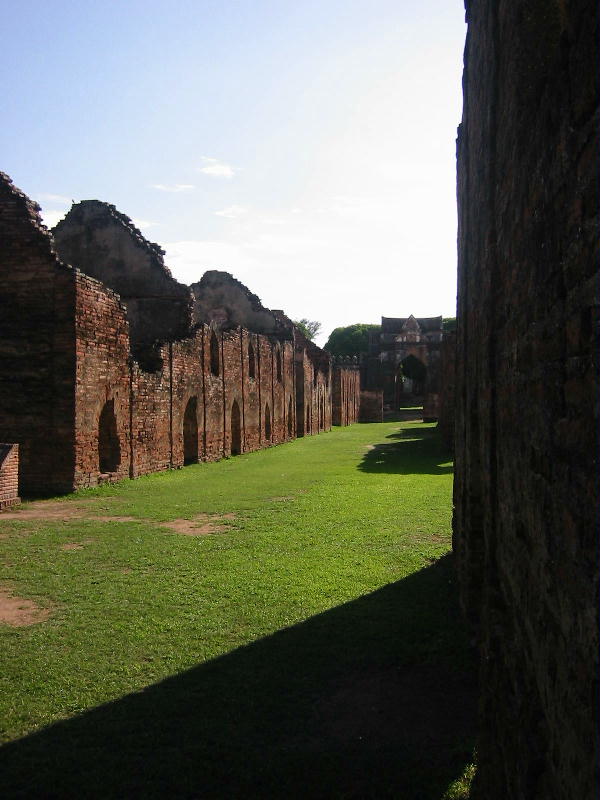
398;354;427;402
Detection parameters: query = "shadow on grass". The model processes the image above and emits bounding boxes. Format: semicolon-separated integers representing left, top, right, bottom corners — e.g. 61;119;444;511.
359;426;453;476
0;555;476;799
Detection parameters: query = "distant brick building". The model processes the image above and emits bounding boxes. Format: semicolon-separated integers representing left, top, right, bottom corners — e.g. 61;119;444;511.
0;174;360;497
362;315;444;420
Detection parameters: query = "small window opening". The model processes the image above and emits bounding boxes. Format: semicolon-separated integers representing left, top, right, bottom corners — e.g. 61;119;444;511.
231;400;241;455
210;331;220;376
98;400;121;473
265;402;272;441
248;341;255;379
183;397;199;465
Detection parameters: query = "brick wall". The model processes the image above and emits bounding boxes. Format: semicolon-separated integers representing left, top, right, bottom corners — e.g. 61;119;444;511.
0;444;20;510
454;1;598;797
73;272;132;486
437;332;456;452
0;173;77;496
1;174;338;494
53;201;192;368
332;365;361;426
359;391;383;423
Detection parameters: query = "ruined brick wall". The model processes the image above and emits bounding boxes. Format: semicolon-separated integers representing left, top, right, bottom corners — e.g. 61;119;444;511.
2;175;334;494
0;173;77;495
437;332;456;452
358;391;383;423
332;364;361;426
53;202;192;367
191;270;280;334
73;273;131;487
454;2;599;798
0;445;20;510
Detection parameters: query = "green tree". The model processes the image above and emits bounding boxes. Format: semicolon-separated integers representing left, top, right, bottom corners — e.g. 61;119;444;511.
293;319;321;341
324;323;381;357
442;317;457;332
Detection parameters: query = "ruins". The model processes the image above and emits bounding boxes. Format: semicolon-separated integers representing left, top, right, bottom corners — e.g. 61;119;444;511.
454;0;598;797
0;174;362;498
362;315;443;420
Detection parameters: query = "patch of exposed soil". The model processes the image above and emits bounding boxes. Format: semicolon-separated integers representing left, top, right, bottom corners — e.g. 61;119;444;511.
161;513;237;536
60;538;96;551
0;588;52;626
0;500;100;521
0;499;237;537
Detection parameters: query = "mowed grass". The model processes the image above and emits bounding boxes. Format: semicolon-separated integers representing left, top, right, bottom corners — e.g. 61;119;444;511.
0;421;476;799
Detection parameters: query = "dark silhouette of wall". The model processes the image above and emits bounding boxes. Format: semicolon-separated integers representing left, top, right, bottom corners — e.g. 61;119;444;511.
454;1;598;797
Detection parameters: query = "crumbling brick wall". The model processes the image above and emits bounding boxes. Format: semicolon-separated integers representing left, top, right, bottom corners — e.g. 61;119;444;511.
454;1;599;797
53;201;192;368
332;363;361;426
358;391;384;423
0;173;77;496
1;175;339;493
0;444;20;510
74;272;132;485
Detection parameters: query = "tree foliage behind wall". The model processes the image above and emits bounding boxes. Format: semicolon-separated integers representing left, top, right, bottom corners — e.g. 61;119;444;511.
324;324;381;357
293;319;321;341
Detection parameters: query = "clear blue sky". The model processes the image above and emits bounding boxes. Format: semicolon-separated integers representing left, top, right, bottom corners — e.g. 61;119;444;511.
2;0;466;344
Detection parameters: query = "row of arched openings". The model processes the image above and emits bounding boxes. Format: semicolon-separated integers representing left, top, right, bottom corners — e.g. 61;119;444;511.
99;389;295;474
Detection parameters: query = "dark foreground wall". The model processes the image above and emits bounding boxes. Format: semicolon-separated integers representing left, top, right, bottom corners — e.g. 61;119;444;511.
454;2;598;798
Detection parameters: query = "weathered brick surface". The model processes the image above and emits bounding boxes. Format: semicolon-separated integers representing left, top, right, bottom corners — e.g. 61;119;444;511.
74;273;131;486
454;2;598;798
1;176;349;493
0;173;76;495
358;391;384;423
332;362;361;426
0;444;20;509
53;201;192;368
437;332;456;451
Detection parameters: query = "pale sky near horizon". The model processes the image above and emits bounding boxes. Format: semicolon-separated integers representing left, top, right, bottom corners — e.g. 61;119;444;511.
2;0;466;346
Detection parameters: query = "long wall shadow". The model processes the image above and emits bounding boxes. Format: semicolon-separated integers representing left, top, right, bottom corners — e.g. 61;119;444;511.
0;555;476;799
359;426;453;476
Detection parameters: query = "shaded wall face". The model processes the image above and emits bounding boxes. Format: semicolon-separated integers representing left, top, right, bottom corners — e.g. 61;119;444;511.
0;174;77;495
437;333;456;451
454;1;598;797
332;367;361;427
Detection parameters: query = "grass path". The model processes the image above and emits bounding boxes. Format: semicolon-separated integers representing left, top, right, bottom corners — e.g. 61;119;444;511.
0;420;476;799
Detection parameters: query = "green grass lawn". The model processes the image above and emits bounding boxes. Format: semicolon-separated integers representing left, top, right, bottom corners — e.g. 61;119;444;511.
0;420;476;799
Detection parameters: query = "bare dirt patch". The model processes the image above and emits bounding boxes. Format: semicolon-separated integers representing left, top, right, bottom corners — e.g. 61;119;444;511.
60;538;96;551
161;513;237;536
0;501;94;521
0;588;52;627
